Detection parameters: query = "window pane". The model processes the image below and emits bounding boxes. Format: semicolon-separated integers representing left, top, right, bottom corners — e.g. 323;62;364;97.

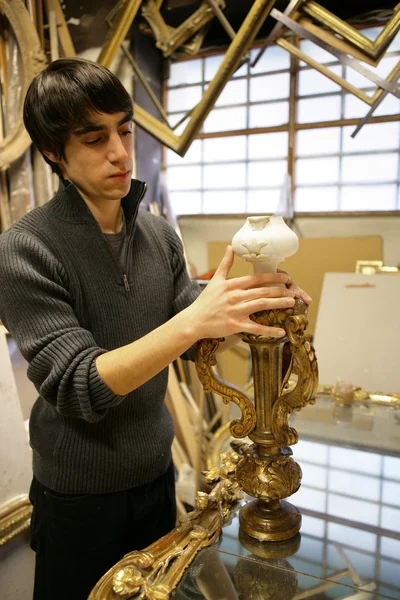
167;165;201;190
203;162;246;189
203;190;246;213
342;122;400;152
249;101;289;127
297;127;341;156
330;448;382;474
247;189;282;213
297;157;340;184
203;106;247;133
203;136;246;162
381;537;400;560
250;44;290;73
297;95;341;123
168;112;189;136
345;55;400;89
204;54;247;81
167;85;202;112
342;153;398;183
166;139;202;165
340;184;397;210
169;192;201;215
298;65;342;96
169;59;202;86
299;40;338;64
250;72;290;102
248;132;288;159
295;187;338;211
344;93;400;119
248;160;287;187
215;78;247;107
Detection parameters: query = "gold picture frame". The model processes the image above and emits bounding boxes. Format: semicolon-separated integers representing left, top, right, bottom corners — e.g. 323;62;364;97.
303;0;400;60
98;0;278;156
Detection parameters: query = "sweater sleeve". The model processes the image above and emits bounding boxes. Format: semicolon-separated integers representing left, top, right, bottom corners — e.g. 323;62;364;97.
159;220;201;361
0;231;127;422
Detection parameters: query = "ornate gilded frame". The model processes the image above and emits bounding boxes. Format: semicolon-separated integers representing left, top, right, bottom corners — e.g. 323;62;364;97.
0;495;32;547
98;0;277;156
0;0;46;170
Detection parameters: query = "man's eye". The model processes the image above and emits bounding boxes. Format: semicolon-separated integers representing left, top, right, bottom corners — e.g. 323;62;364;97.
121;130;132;137
85;138;101;145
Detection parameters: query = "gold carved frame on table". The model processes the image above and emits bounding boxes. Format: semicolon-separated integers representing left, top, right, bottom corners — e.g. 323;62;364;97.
0;495;32;547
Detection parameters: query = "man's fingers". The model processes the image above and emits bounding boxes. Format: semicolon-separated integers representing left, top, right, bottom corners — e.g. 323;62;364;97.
228;271;290;290
244;323;286;338
214;246;234;280
244;296;295;314
239;286;296;302
288;283;312;305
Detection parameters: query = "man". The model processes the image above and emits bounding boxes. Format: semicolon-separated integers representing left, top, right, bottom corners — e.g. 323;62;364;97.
0;58;310;599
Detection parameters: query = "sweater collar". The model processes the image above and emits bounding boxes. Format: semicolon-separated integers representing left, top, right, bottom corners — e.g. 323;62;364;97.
49;178;147;223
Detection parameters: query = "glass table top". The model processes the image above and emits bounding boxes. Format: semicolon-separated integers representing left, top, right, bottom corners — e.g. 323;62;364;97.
184;411;400;600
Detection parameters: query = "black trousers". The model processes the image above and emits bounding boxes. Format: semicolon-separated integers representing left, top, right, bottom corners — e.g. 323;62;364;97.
29;462;176;600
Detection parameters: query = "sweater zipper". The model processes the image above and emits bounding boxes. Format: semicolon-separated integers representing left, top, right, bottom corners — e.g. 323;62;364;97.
122;182;147;292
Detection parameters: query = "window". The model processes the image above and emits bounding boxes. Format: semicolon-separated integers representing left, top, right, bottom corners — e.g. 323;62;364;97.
165;29;400;214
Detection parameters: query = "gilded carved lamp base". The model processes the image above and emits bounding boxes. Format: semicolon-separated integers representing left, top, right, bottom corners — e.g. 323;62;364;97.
196;298;318;544
239;499;301;542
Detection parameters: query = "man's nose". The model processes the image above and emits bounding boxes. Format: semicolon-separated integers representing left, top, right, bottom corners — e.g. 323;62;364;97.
107;133;129;163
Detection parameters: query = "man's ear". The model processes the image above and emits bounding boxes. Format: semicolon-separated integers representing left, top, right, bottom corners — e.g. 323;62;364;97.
42;149;59;163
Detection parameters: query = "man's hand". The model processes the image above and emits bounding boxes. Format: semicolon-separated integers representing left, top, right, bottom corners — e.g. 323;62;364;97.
277;268;312;306
186;246;297;340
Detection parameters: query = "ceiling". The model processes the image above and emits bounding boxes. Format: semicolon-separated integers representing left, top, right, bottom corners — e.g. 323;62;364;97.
65;0;396;55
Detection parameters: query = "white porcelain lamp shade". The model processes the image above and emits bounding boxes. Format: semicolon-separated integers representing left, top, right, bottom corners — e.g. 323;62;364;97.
231;216;299;274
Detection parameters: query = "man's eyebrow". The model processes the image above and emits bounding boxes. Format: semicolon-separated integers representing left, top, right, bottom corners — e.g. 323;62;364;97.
74;113;132;136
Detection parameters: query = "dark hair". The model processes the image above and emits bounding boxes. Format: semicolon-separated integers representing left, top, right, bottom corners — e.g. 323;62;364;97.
23;58;133;177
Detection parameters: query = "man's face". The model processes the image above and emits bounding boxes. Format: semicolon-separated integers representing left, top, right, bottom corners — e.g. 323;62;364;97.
48;111;134;202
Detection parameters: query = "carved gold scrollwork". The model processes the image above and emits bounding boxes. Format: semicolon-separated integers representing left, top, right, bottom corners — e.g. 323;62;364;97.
235;445;302;501
271;302;319;448
195;338;257;438
89;470;243;599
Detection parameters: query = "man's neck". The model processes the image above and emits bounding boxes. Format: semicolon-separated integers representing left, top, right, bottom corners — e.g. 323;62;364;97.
80;194;123;234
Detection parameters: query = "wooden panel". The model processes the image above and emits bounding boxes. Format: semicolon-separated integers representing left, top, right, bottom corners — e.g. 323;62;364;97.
208;236;382;335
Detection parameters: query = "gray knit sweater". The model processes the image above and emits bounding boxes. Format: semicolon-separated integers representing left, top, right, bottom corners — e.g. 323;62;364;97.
0;179;200;494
